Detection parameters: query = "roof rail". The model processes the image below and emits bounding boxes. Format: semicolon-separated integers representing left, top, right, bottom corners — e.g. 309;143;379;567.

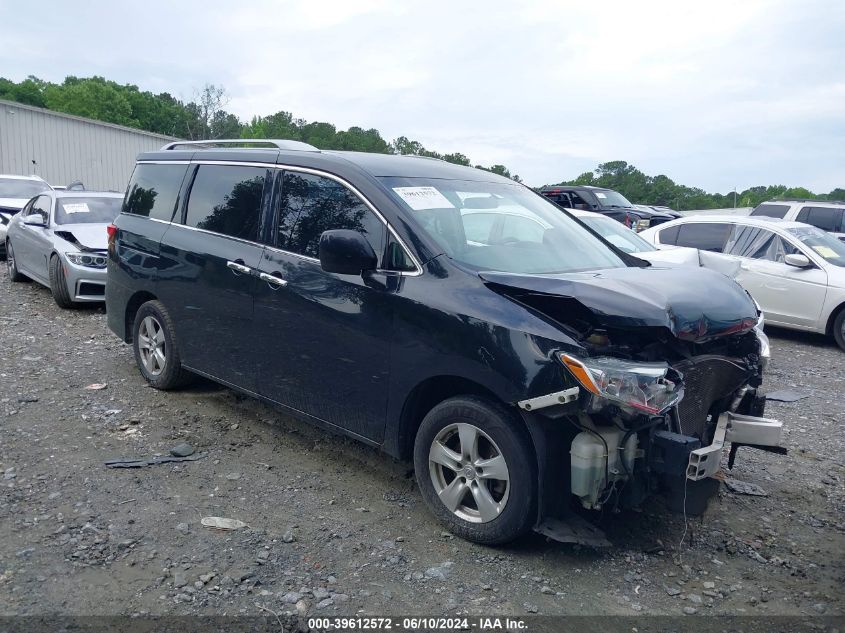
770;198;845;205
161;139;319;152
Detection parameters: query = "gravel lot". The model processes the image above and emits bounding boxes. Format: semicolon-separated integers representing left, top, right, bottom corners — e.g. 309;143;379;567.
1;264;843;619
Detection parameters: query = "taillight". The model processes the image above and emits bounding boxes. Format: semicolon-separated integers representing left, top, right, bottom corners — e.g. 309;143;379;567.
107;224;117;256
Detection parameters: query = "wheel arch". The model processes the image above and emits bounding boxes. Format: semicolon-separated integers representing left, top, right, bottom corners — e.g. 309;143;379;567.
825;301;845;336
123;291;159;343
394;374;522;462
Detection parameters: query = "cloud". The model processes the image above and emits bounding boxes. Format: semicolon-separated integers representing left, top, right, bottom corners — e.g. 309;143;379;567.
0;0;842;191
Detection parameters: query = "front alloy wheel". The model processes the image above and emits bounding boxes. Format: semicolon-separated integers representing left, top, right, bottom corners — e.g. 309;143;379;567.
429;422;510;523
414;396;536;545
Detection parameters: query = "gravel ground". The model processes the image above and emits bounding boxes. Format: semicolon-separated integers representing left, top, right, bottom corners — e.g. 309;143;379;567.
1;265;843;619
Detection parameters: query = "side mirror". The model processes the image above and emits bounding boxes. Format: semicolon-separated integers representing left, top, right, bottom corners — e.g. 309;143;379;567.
23;214;47;227
784;253;812;268
319;229;377;275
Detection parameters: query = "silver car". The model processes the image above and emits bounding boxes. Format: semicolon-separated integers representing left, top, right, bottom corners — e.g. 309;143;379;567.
5;190;123;308
0;174;54;258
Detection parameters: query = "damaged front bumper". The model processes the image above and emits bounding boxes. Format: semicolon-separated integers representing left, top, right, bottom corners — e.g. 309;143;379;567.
687;411;783;480
521;333;783;546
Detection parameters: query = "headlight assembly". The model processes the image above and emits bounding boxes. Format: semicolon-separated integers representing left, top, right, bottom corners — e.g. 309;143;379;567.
65;252;107;268
560;353;682;414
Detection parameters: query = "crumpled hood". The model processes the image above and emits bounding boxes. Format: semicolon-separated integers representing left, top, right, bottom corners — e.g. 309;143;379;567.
54;223;109;251
480;265;759;342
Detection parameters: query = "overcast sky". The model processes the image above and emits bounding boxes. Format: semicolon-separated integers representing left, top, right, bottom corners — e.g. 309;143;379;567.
1;0;842;192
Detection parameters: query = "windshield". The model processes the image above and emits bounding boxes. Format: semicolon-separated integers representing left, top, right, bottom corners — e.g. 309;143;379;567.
787;226;845;268
55;197;122;225
379;177;626;274
594;190;634;208
0;178;50;199
580;215;656;253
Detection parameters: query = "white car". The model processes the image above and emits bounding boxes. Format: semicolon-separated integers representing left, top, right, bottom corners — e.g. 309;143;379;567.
640;215;845;350
750;199;845;242
568;209;742;275
0;174;53;258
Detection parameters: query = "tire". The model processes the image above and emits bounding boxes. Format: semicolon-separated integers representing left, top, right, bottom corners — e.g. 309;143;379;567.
833;309;845;352
6;241;27;282
132;300;192;390
48;254;75;309
413;396;537;545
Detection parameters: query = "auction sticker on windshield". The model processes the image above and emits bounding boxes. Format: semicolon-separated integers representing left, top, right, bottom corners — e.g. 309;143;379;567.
62;203;90;214
813;245;839;258
393;186;454;210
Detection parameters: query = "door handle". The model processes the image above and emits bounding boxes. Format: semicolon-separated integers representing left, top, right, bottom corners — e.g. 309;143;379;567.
259;272;288;288
227;260;252;275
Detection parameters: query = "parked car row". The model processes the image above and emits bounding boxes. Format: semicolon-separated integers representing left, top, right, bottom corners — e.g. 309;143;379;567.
539;185;678;232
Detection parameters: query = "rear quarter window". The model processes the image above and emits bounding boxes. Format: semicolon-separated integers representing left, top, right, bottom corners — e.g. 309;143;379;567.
657;225;680;245
184;164;268;242
674;223;732;252
750;203;790;219
123;163;189;221
798;206;845;232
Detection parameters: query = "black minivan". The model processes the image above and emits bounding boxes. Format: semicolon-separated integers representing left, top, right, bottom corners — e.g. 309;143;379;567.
106;140;782;545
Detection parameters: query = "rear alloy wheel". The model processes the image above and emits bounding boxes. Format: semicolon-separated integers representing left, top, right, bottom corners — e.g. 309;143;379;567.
414;396;536;545
132;300;191;390
6;241;27;282
834;309;845;352
48;254;75;309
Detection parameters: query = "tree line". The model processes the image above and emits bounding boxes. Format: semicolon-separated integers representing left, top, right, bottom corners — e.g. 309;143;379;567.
554;161;844;211
1;75;841;209
0;75;519;181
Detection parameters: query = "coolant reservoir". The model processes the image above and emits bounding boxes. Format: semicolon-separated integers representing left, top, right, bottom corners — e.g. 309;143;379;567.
570;431;608;503
570;428;638;509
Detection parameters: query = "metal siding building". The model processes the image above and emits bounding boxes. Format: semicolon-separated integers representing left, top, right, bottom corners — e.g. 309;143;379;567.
0;99;176;192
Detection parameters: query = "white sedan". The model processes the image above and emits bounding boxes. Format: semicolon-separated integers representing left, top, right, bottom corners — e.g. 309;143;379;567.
640;215;845;351
569;209;742;277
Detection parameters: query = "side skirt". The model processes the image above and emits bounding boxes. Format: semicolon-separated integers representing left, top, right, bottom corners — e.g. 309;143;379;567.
182;364;382;450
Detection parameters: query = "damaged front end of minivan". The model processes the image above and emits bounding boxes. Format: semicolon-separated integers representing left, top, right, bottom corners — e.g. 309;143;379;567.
483;266;784;546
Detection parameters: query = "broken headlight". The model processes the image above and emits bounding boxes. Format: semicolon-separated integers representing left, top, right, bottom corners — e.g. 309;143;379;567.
560;353;682;414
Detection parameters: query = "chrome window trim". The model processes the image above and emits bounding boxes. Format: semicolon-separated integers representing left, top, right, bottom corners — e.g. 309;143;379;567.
165;221;266;248
262;243;320;263
248;243;413;277
135;160;192;165
131;159;424;276
116;214;175;225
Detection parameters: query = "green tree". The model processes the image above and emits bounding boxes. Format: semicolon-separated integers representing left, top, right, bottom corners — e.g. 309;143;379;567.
0;75;48;107
43;76;137;127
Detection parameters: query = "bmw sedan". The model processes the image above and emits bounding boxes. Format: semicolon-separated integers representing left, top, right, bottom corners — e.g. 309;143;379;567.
6;190;123;307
